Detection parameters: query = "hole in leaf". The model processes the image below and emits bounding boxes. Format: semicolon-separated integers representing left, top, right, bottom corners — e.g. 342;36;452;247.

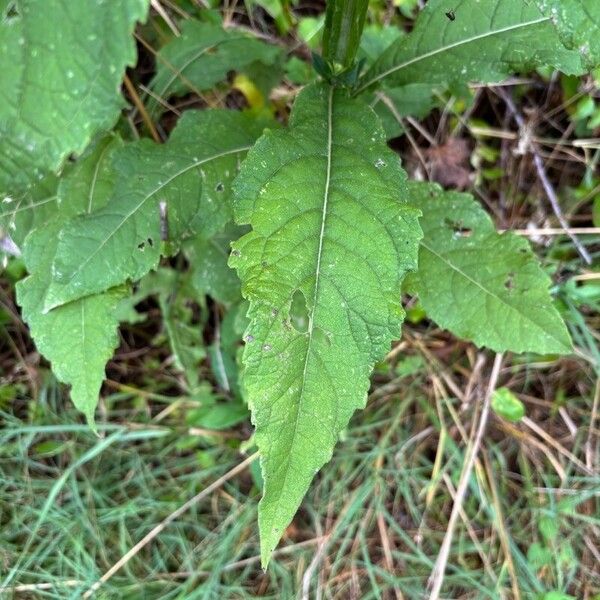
147;237;153;247
504;272;515;291
215;182;224;192
5;2;19;18
137;241;145;250
289;289;309;333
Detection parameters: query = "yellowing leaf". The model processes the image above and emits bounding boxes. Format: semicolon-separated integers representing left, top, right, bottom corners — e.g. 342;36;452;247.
148;19;281;114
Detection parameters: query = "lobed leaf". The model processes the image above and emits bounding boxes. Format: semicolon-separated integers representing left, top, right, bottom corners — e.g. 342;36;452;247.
356;0;584;95
44;110;272;310
0;0;148;194
16;138;126;426
407;182;572;355
230;83;421;565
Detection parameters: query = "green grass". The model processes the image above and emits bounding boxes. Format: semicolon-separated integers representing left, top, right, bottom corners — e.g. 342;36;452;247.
0;350;598;599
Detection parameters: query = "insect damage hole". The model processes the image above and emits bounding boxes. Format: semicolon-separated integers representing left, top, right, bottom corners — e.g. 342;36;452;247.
289;289;309;333
504;272;515;291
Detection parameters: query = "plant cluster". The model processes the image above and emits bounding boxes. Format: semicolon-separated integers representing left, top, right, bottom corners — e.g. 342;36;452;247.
1;0;598;565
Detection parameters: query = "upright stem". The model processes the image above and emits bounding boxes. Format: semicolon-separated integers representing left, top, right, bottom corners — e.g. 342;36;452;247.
322;0;368;69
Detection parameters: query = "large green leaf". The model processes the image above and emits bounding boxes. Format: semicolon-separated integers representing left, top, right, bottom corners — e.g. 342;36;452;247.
356;0;584;94
230;83;421;565
44;110;271;310
148;19;281;113
0;0;148;195
537;0;600;68
16;137;125;426
408;182;572;354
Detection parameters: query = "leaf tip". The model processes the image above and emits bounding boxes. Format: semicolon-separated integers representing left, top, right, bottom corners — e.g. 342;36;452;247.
258;501;289;570
259;530;278;570
87;416;100;437
76;398;99;435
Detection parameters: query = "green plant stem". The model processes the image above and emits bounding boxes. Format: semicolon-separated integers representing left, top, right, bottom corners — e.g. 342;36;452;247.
322;0;368;68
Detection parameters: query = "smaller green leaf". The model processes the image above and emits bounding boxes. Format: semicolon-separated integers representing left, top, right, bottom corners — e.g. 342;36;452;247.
188;401;248;430
285;56;316;85
45;110;271;310
356;0;584;95
491;387;525;422
408;182;572;354
297;16;324;50
32;439;70;458
0;0;149;194
536;0;600;68
527;542;553;569
358;24;403;67
186;223;243;306
539;515;559;541
16;137;126;426
149;20;281;114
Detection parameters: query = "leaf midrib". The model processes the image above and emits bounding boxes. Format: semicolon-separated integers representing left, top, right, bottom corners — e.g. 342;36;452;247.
269;86;335;530
355;16;550;93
